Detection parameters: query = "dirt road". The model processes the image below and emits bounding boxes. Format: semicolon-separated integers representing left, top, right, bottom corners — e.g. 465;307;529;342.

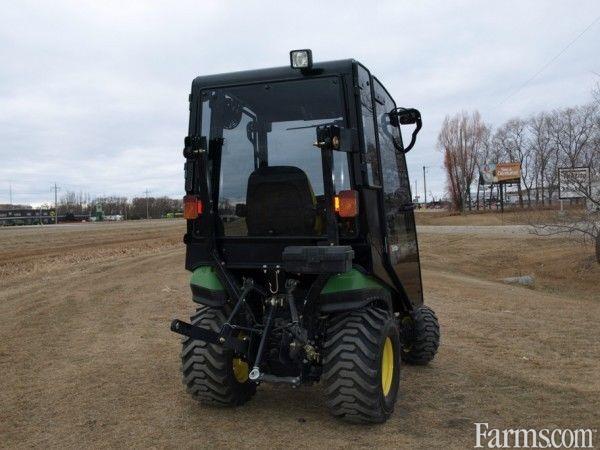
1;221;598;449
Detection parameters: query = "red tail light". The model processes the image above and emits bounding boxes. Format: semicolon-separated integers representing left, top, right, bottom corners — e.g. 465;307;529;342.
334;190;359;218
183;195;203;219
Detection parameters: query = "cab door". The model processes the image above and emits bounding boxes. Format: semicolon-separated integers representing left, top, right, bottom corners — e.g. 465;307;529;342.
373;80;423;306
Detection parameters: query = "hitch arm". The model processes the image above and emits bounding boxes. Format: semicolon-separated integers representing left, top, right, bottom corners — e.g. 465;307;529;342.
170;319;248;354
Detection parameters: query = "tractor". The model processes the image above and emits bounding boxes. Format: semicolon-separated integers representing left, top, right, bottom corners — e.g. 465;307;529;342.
171;50;440;423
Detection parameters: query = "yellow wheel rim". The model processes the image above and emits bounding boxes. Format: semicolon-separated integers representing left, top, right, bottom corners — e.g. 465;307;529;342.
381;337;394;396
232;357;249;383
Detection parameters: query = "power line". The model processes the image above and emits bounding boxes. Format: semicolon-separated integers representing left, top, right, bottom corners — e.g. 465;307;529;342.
497;14;600;107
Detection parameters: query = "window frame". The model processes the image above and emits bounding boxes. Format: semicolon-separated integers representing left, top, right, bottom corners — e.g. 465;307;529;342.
198;76;353;239
355;64;382;188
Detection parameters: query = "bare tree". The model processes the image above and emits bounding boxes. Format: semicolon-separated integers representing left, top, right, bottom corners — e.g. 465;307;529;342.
59;190;91;215
492;118;531;206
92;196;129;216
528;113;554;205
438;111;488;212
474;125;492;210
545;104;598;209
442;145;463;211
532;90;600;257
548;104;596;168
588;86;600;179
129;196;182;219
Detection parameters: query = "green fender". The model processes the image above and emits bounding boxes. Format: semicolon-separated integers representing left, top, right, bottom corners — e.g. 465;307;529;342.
189;266;226;306
319;269;391;313
321;269;387;294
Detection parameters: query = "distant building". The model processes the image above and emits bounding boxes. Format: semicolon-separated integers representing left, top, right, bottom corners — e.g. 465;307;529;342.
0;208;55;225
104;214;124;221
0;204;32;210
501;186;560;205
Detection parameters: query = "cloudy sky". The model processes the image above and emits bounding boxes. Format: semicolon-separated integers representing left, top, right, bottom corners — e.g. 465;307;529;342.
1;0;599;205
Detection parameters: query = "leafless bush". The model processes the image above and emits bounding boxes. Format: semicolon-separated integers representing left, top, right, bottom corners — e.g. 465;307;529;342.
529;171;599;263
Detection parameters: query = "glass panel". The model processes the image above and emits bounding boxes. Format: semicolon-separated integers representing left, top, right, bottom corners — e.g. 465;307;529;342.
332;151;350;192
200;77;349;237
217;112;255;219
376;93;411;205
267;119;327;195
357;66;380;187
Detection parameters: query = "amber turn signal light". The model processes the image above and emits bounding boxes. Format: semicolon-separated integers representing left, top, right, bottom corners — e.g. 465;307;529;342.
183;195;203;219
334;190;359;218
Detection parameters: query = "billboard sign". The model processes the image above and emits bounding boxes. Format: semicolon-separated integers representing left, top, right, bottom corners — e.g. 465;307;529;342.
480;163;496;185
495;162;521;182
559;167;591;199
480;162;521;184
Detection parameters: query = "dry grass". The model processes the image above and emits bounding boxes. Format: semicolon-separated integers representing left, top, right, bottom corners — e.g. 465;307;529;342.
415;209;572;226
0;220;598;449
419;232;600;301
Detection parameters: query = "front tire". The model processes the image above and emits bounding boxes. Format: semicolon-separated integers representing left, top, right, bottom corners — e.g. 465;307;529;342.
180;305;256;406
400;305;440;365
322;306;401;423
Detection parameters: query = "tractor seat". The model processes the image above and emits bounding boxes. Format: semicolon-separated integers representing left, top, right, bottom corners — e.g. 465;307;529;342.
246;166;317;236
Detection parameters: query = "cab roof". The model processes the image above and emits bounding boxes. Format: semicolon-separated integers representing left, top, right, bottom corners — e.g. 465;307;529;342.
191;59;358;91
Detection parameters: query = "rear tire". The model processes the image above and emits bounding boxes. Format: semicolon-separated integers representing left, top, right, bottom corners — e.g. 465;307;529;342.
400;305;440;365
180;305;256;406
322;306;401;423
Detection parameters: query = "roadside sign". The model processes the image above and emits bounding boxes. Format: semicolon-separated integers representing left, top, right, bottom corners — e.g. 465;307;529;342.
558;167;590;199
495;162;521;182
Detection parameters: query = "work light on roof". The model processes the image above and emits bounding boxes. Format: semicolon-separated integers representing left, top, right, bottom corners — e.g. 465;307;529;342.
290;49;313;70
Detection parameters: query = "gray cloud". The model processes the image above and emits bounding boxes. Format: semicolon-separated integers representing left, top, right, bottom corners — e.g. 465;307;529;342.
1;0;599;205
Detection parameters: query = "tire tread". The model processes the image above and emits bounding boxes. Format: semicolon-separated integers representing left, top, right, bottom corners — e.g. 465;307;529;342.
322;307;398;423
401;305;440;365
180;305;256;406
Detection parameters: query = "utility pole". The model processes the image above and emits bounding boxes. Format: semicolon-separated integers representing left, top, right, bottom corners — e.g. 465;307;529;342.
422;166;428;207
53;183;59;224
414;179;418;204
9;183;12;205
144;188;150;220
